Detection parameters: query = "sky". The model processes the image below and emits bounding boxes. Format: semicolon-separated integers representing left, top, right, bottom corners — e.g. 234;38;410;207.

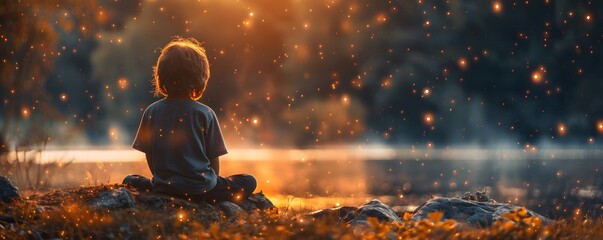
2;0;603;149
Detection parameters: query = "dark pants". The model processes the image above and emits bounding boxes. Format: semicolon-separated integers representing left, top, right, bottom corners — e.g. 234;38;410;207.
122;174;257;203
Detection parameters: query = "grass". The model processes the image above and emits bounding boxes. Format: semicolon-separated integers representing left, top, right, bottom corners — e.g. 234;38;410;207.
0;185;602;239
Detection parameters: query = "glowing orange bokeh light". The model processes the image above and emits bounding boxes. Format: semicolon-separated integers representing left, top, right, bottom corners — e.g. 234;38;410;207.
424;113;434;125
492;1;502;13
422;87;431;97
458;57;468;70
557;123;567;136
117;77;129;90
21;107;30;118
531;66;546;84
597;120;603;134
60;93;69;102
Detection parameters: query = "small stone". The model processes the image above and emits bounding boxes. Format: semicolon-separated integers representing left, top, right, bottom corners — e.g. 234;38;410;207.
350;199;401;223
475;189;492;202
308;206;358;222
88;187;135;210
0;176;19;203
247;192;275;210
236;200;259;211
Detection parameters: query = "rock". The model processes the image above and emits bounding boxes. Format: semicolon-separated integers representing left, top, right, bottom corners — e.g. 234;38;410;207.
216;201;245;220
133;193;166;210
0;176;19;203
461;189;494;203
246;192;276;210
236;199;259;211
350;199;402;224
307;199;401;225
411;197;551;227
308;206;358;222
23;184;275;226
87;187;135;210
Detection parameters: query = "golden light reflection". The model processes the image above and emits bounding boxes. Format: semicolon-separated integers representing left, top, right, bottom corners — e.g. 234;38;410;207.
524;144;537;153
108;126;120;141
597;120;603;134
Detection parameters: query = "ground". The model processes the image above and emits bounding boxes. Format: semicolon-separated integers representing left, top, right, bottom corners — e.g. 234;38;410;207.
1;184;602;239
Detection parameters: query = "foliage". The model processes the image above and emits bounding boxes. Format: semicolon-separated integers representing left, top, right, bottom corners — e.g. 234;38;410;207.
0;141;71;190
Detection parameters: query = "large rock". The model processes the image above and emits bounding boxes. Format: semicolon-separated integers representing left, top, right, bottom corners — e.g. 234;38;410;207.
411;197;551;226
350;199;402;224
0;176;19;203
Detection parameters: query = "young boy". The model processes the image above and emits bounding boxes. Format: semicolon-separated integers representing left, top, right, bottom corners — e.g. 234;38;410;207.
123;37;256;203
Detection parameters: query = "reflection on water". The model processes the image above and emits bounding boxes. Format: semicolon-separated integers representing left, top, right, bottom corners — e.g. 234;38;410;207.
19;147;603;218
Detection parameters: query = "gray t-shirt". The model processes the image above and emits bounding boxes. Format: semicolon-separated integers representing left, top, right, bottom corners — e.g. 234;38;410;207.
132;99;227;195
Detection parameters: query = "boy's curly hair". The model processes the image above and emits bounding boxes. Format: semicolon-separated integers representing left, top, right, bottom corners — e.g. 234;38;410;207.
153;37;210;100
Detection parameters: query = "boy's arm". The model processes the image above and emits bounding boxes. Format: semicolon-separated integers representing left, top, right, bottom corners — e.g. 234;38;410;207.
210;157;220;175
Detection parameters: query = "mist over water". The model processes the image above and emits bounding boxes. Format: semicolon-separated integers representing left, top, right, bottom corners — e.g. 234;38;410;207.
28;147;603;218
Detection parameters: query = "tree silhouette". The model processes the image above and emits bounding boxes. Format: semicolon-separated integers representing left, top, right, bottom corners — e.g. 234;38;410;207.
0;0;95;151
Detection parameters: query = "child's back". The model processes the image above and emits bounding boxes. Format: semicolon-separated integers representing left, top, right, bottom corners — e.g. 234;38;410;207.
123;37;256;203
132;99;226;195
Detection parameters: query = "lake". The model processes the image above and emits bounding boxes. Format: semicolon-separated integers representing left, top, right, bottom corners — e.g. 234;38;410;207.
14;147;603;219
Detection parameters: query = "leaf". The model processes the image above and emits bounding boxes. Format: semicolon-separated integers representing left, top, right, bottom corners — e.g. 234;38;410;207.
517;207;528;218
209;223;220;239
503;212;519;222
367;217;380;228
427;211;443;222
439;219;457;230
503;221;516;231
